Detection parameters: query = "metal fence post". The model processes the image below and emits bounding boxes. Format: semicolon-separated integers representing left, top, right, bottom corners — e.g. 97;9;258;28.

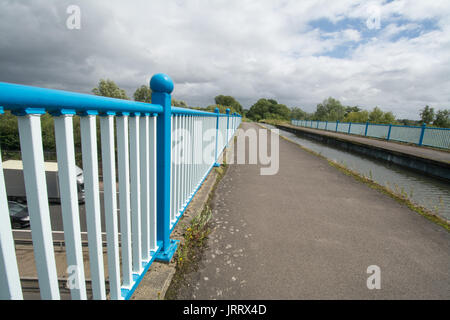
325;121;328;130
348;122;352;134
387;124;392;141
418;123;426;146
152;74;179;262
336;120;339;132
214;108;220;167
365;121;369;136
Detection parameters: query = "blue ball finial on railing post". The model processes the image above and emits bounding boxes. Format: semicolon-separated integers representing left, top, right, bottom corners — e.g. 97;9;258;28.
214;107;220;167
150;73;174;94
151;73;179;263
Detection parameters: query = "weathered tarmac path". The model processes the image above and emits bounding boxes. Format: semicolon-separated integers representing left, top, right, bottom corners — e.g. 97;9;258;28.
175;122;450;299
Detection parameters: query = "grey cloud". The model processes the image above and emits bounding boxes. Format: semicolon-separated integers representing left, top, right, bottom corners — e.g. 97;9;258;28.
0;0;449;119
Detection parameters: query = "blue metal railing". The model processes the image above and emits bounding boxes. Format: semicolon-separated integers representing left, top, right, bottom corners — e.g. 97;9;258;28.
0;73;242;300
291;119;450;150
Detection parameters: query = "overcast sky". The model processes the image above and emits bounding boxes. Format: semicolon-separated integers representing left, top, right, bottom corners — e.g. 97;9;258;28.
1;0;449;119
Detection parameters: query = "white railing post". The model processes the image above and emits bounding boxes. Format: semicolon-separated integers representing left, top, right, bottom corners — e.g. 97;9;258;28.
53;113;87;300
149;115;157;252
0;144;23;300
170;116;175;223
173;116;178;223
140;114;150;262
129;114;142;274
17;112;60;300
116;113;133;289
80;113;106;300
100;114;121;300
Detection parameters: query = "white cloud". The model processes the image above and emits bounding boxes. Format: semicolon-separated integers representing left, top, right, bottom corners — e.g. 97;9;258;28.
0;0;449;119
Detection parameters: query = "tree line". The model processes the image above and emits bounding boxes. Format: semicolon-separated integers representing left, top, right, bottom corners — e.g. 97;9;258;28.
249;96;449;128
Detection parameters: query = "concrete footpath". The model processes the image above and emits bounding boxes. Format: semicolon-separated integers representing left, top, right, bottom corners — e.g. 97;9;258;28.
174;122;450;299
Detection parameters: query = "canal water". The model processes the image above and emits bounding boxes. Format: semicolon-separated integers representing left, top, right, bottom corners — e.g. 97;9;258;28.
261;124;450;221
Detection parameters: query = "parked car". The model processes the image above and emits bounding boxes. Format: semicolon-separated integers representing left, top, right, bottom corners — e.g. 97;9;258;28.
8;201;30;229
2;160;85;203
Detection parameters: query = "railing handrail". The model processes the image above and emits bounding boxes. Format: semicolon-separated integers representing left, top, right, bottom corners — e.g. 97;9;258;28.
0;82;162;115
0;81;241;118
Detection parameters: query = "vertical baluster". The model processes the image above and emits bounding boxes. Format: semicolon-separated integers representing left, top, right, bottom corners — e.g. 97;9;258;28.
53;113;87;300
214;109;220;167
17;113;60;299
175;116;180;219
100;114;121;300
193;117;197;192
181;116;186;209
226;109;230;148
0;145;23;300
178;116;183;211
184;116;188;204
191;116;195;195
140;114;150;262
115;114;132;289
149;115;157;252
195;117;198;189
174;116;178;219
128;114;142;274
177;116;182;214
188;116;193;197
178;116;183;214
80;113;106;300
170;115;177;223
183;116;188;207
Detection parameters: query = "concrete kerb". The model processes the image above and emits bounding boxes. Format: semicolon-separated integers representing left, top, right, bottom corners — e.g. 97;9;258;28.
131;132;238;300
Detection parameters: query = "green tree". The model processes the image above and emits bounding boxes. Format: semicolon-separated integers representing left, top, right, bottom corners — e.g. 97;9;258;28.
172;98;188;107
92;79;129;100
381;111;396;124
420;105;435;124
344;110;369;123
247;98;290;121
133;85;152;103
369;107;384;123
434;109;450;128
214;95;243;114
0;111;20;150
397;119;421;126
345;106;361;117
313;97;346;121
290;107;308;120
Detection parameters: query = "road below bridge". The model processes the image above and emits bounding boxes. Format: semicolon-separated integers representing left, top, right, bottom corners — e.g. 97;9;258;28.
175;122;450;299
